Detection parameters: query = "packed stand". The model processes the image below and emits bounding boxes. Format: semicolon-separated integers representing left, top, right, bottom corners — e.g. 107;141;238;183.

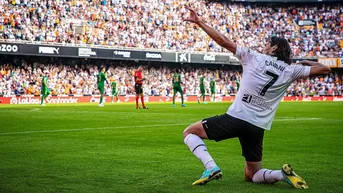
0;61;342;97
0;61;242;96
0;0;342;57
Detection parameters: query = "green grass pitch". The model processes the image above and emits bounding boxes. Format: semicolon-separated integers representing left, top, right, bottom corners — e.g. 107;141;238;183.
0;102;342;193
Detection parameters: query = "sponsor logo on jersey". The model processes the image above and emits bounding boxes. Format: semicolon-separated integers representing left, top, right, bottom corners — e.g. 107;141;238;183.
242;94;252;103
242;93;271;110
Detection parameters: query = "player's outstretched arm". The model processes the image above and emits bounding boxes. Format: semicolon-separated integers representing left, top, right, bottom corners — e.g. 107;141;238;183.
183;6;237;54
298;60;331;76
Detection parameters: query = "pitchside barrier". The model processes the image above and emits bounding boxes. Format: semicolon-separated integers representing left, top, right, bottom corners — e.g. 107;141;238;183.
0;95;342;105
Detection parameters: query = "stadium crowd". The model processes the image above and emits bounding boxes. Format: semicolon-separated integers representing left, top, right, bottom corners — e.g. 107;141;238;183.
0;61;342;97
0;0;342;57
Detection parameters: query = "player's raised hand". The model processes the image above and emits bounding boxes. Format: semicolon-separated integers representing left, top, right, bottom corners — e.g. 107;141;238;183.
183;6;201;24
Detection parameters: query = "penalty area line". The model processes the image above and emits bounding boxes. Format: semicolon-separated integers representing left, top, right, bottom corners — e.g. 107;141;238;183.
0;123;189;136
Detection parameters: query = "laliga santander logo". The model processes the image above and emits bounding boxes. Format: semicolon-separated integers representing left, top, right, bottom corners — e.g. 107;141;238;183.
90;96;106;103
124;95;130;102
10;97;18;104
214;96;223;102
160;96;171;102
47;97;78;104
165;97;170;102
333;97;343;101
10;96;79;104
175;96;189;102
301;97;312;101
90;96;99;103
10;97;40;104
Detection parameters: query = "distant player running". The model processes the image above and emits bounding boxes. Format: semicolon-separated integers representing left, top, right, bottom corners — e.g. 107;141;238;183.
210;79;216;102
111;81;119;103
198;75;207;104
172;69;187;107
40;71;50;106
97;68;108;107
134;66;148;109
183;6;331;189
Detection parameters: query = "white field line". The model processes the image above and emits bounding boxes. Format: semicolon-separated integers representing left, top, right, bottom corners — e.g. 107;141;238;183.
29;108;40;111
274;117;322;121
0;123;189;136
0;117;323;136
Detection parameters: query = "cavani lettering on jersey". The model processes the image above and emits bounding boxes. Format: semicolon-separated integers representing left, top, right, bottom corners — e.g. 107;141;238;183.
265;61;285;72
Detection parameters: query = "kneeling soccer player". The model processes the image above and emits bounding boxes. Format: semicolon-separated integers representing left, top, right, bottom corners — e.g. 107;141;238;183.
183;6;331;189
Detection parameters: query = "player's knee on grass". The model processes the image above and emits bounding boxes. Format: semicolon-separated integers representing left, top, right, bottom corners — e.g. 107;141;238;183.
183;121;208;139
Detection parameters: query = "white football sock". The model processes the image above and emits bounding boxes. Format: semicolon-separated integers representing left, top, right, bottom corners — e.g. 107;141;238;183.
252;169;284;183
184;134;217;170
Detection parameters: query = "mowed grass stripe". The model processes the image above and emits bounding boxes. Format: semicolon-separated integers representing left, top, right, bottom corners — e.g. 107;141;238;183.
0;123;190;136
0;117;326;136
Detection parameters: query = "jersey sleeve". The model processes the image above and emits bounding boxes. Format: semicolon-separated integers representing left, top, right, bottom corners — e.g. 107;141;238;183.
235;45;256;66
289;64;311;81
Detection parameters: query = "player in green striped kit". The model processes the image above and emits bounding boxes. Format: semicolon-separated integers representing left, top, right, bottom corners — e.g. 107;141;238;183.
210;78;216;102
111;81;119;103
172;70;187;107
198;76;207;104
97;68;108;107
40;71;50;106
236;79;240;91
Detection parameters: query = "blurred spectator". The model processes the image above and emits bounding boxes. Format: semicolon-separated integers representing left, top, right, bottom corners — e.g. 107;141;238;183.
0;1;341;57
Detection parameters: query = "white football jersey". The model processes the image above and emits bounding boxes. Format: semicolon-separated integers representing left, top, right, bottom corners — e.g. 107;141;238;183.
227;46;311;130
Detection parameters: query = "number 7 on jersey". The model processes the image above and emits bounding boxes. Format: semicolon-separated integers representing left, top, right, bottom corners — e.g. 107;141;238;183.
260;71;279;96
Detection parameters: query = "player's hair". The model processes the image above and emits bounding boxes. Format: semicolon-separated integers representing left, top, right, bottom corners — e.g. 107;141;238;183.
269;36;292;65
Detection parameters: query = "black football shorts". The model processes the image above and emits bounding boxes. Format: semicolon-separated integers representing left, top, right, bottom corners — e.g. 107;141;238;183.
202;114;264;162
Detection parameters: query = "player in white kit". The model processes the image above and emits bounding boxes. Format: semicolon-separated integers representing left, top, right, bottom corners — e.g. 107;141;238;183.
182;6;331;189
